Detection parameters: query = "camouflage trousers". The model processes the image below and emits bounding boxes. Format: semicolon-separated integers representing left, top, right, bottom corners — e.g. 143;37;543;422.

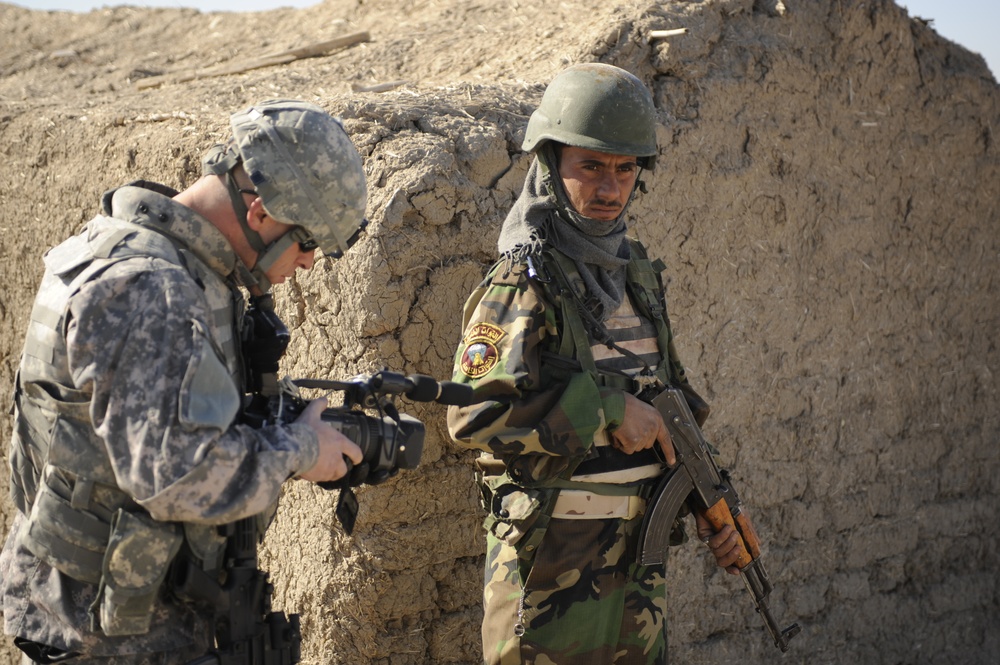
482;516;667;665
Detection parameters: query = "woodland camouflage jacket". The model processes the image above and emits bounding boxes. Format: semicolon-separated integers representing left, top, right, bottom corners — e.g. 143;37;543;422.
446;241;694;487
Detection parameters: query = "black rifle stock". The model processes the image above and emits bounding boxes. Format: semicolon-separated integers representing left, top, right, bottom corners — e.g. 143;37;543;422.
637;387;801;652
220;297;470;661
179;517;301;665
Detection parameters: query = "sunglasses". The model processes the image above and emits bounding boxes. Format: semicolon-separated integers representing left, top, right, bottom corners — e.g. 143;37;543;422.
288;226;319;253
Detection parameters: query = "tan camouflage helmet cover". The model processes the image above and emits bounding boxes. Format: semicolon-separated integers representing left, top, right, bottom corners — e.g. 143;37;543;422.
229;99;367;257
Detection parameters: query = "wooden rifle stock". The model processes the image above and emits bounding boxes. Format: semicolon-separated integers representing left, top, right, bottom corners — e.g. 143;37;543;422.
637;387;801;651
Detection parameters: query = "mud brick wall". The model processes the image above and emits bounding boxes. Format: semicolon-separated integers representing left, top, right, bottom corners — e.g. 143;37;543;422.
1;1;997;663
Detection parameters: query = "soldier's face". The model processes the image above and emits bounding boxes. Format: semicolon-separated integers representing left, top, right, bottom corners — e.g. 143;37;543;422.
264;227;317;284
256;218;317;284
556;146;639;221
238;193;317;283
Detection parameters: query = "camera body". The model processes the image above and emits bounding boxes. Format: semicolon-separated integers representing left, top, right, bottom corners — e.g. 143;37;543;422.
245;384;425;488
240;296;472;533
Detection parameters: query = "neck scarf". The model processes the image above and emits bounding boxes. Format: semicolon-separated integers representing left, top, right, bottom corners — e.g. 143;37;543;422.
498;145;633;321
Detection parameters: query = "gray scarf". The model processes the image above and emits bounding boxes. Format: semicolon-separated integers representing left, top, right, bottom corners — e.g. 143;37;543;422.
497;146;633;321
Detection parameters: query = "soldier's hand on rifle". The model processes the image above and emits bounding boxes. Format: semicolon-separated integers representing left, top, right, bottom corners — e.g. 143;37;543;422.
294;397;365;483
610;393;676;465
695;510;744;575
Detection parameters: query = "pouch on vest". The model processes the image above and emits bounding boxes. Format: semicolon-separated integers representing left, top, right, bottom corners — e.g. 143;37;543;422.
482;482;560;565
90;509;183;636
21;466;111;584
182;522;227;573
178;320;240;432
486;484;545;546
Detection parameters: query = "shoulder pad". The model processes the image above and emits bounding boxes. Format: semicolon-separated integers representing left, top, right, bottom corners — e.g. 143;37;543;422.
44;230;100;278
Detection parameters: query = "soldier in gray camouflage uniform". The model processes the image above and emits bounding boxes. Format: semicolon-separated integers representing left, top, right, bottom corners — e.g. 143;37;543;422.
1;100;368;664
447;65;745;664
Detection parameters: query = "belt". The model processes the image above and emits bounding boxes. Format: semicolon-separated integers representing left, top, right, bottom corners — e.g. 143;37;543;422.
550;490;646;520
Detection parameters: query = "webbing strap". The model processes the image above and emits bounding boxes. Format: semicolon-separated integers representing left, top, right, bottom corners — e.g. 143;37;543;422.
544;245;675;388
547;477;646;496
546;249;603;376
558;287;597;374
71;479;95;510
624;242;677;383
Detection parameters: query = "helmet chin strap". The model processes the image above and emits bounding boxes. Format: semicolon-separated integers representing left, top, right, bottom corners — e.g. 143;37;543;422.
225;170;301;294
204;142;291;294
235;264;269;295
225;171;265;251
248;233;302;292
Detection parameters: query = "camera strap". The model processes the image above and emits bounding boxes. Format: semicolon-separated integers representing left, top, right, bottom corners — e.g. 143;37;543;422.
336;489;360;536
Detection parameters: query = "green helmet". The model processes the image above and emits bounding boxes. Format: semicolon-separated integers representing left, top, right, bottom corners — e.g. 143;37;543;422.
204;99;367;260
522;63;657;168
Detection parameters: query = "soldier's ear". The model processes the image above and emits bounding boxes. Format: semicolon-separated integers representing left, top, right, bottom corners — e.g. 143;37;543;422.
245;196;270;231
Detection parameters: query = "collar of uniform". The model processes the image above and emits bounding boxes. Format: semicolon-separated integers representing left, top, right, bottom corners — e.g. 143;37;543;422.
109;183;237;278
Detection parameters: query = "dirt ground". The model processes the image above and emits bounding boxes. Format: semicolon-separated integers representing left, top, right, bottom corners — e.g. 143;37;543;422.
1;0;998;663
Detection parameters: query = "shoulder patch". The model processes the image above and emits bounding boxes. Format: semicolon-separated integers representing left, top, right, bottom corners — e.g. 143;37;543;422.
459;322;506;378
179;320;240;431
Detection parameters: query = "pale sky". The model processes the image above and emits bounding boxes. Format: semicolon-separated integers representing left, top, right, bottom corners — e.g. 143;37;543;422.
7;0;998;79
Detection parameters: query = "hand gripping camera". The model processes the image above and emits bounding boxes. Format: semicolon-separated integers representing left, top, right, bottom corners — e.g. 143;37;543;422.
243;371;471;534
240;295;472;533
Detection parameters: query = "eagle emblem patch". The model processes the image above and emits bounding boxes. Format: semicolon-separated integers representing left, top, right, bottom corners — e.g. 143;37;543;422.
459;323;505;378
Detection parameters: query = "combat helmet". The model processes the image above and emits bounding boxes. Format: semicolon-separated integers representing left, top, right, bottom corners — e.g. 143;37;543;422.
523;63;658;169
203;99;368;289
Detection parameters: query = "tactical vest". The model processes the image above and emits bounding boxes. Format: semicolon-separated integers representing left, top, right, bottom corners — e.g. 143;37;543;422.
479;240;708;560
545;238;683;392
8;212;241;636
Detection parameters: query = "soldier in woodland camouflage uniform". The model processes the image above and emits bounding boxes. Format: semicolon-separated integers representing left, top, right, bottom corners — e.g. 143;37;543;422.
1;101;369;664
447;65;745;665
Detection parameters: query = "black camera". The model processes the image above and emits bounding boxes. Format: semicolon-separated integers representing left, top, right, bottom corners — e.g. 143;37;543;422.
242;371;472;533
252;371;471;485
240;296;472;533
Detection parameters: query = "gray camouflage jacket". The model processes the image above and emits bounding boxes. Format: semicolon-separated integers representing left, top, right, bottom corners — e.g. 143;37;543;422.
1;182;318;659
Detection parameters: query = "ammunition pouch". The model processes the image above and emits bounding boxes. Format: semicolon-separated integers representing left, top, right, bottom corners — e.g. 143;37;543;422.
480;476;557;563
182;523;228;574
21;468;113;584
89;509;183;636
19;466;190;637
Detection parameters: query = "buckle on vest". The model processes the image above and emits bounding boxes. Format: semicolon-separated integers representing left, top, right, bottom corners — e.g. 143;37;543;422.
633;373;663;395
526;256;550;283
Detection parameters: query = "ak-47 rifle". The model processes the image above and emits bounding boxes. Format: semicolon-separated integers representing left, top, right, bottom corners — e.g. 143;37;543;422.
637;386;801;652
